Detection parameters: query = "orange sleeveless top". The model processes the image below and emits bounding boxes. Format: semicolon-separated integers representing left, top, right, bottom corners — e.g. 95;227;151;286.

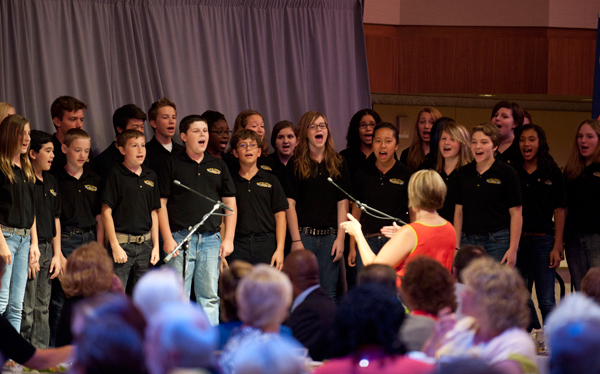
395;221;456;288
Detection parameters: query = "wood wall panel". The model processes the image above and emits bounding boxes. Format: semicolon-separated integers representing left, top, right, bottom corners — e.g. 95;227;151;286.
365;25;596;96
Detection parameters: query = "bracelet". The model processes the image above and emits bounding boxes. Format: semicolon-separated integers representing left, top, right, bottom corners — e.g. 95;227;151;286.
292;239;301;242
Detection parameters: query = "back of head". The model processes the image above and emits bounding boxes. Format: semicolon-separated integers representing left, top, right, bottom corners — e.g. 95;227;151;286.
62;242;113;298
283;249;320;294
453;244;487;283
401;256;456;314
133;267;188;320
357;263;397;291
236;264;293;330
582;267;600;305
145;302;217;374
408;169;446;211
330;283;405;358
232;337;305;374
219;260;254;322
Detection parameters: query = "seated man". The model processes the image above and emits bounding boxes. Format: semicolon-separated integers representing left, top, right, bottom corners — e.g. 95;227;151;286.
283;250;336;361
357;263;397;291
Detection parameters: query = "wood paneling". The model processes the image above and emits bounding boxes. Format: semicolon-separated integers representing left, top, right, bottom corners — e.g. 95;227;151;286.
365;25;596;96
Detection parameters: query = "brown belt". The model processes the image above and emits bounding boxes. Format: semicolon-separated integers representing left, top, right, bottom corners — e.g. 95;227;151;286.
1;225;30;237
116;232;151;245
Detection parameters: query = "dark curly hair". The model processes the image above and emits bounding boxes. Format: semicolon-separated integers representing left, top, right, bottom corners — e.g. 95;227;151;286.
400;256;456;315
513;124;561;175
329;283;405;358
345;109;381;149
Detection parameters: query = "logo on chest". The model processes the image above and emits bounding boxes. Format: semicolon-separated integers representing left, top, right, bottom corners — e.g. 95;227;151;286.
486;178;501;185
260;165;273;171
144;180;154;187
594;172;600;178
49;189;57;196
256;182;272;188
84;184;98;192
206;168;221;175
389;178;405;185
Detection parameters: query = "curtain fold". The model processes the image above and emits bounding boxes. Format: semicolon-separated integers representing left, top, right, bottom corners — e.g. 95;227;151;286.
0;0;370;152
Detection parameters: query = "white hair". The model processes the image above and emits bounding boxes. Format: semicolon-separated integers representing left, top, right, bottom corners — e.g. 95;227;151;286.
232;337;306;374
133;267;187;320
545;293;600;341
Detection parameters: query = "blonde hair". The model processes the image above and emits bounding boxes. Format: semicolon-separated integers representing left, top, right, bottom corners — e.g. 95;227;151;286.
62;242;114;298
406;107;442;170
0;102;15;121
408;169;446;210
564;119;600;180
236;264;292;330
435;121;473;173
0;115;35;183
63;128;91;147
463;257;529;332
294;111;343;179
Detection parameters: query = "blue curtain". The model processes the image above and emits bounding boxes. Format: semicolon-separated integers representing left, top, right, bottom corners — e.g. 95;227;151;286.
0;0;371;152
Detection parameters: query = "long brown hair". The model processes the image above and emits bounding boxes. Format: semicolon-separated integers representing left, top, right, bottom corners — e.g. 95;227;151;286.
0;115;35;183
406;107;441;170
435;121;473;173
229;110;269;155
564;119;600;180
294;111;342;179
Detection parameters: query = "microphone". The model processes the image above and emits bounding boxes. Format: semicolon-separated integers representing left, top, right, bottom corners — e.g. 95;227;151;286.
173;180;234;212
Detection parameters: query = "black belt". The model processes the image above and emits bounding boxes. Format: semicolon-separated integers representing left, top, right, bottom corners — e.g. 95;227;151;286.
63;226;93;234
300;227;337;236
38;238;53;244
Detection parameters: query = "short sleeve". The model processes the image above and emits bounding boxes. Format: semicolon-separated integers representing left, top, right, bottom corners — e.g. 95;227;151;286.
100;170;119;210
270;176;289;213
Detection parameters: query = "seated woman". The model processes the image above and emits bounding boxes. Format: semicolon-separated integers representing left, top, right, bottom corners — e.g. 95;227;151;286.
341;169;456;287
399;256;456;352
217;260;254;349
314;283;433;374
423;257;537;374
219;264;297;374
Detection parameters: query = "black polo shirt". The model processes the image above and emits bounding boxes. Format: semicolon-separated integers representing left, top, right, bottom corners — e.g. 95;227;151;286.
284;157;351;228
437;168;459;222
565;162;600;234
233;169;288;236
400;147;429;171
497;141;520;167
456;159;522;235
53;167;102;229
101;164;160;235
0;165;35;229
49;133;94;175
267;152;287;183
518;166;567;235
144;136;185;173
159;151;236;233
353;159;412;233
34;172;62;240
93;142;123;181
340;147;371;180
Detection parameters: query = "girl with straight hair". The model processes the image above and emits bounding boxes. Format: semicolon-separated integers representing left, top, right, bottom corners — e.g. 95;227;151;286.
400;107;442;170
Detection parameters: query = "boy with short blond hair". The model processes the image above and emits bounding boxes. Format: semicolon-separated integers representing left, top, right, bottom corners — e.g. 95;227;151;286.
101;130;160;290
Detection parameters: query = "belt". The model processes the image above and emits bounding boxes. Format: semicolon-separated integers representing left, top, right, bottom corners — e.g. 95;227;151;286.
522;232;546;237
116;232;151;245
64;226;94;234
300;227;337;236
1;225;30;237
365;233;385;239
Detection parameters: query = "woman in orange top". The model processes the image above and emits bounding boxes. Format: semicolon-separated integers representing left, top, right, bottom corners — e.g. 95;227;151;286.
341;169;456;287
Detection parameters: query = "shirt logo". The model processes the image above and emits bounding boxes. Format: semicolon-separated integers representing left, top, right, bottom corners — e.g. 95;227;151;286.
486;178;501;185
49;189;57;196
207;168;221;175
256;182;272;188
84;184;98;192
144;180;154;187
543;180;553;186
594;172;600;178
260;165;273;171
389;178;405;185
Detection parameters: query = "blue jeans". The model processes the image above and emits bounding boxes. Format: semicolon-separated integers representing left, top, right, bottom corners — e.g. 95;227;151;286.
565;232;600;291
0;230;31;331
461;228;512;263
300;232;338;301
111;240;153;292
49;230;95;346
167;230;221;325
517;235;556;323
356;235;389;272
21;241;53;349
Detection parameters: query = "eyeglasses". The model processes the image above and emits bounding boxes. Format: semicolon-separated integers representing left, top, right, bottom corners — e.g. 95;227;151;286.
209;130;232;136
359;123;376;129
308;123;327;130
236;143;258;150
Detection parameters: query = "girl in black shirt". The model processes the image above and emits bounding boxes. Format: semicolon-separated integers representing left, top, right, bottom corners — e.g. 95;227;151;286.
340;109;381;176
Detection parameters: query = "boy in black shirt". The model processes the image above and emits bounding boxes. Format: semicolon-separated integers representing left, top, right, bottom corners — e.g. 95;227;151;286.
226;130;288;269
145;97;185;173
102;130;160;291
21;131;63;349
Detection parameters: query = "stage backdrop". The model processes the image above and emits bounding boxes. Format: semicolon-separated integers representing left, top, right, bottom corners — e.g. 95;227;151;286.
0;0;371;153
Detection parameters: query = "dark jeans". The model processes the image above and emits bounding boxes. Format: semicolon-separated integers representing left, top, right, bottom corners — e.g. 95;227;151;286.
517;234;556;324
300;231;338;301
111;240;153;293
565;232;600;291
461;228;512;263
229;233;276;265
356;235;389;272
20;241;53;349
49;230;95;347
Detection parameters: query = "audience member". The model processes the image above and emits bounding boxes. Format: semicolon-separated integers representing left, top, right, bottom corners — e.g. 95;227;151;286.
435;357;502;374
400;106;442;170
219;264;295;374
452;244;487;320
283;250;336;361
145;302;218;374
424;257;536;374
232;338;306;374
582;267;600;304
399;256;456;352
217;260;254;349
316;283;433;374
357;263;397;290
133;266;187;321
